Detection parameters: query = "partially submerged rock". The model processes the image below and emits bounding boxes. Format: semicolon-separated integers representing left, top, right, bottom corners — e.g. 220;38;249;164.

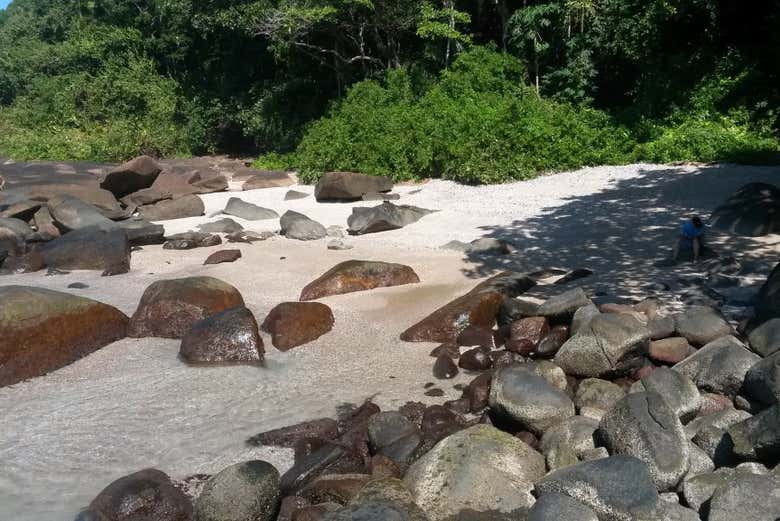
180;307;264;364
129;277;245;339
0;286;128;387
300;260;419;301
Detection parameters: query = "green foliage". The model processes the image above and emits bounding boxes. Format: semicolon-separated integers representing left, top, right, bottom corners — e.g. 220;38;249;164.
294;48;635;184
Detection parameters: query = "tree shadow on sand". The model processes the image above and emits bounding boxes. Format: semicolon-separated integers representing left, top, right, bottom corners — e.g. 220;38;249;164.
461;165;780;303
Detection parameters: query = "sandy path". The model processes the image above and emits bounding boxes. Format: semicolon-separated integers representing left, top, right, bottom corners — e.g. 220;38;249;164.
0;162;778;520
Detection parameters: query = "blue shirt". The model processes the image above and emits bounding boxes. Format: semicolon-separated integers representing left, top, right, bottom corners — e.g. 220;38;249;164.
682;221;704;239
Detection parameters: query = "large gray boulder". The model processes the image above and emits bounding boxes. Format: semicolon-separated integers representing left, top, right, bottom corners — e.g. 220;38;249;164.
708;472;780;521
674;305;732;346
223;197;279;221
680;466;766;513
673;335;760;397
727;405;780;464
689;408;752;464
280;210;327;241
195;460;280;521
743;351;780;406
403;424;545;521
40;225;130;274
315;172;393;202
749;318;780;357
538;288;592;321
598;391;689;490
539;415;599;471
528;493;598;521
554;313;651;378
630;367;701;422
489;365;575;436
534;456;660;521
47;194;116;231
347;202;434;235
710;182;780;237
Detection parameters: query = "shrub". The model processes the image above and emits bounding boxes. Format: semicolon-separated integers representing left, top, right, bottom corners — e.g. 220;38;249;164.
293;48;635;184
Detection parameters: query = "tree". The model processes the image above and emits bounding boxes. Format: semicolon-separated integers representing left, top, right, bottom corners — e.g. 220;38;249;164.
417;1;471;68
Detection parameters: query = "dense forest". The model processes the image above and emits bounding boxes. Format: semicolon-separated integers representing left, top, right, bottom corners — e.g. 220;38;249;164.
0;0;779;182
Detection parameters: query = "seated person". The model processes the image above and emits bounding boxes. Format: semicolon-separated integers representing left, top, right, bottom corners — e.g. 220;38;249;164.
673;215;705;263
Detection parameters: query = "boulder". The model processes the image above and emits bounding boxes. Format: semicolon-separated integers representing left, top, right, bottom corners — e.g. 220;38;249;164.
534;456;659;521
537;288;592;321
536;325;569;358
32;206;60;241
498;298;540;327
0;216;33;248
299;474;371;506
40;225;130;274
86;468;192;521
204;249;242;265
117;217;165;246
280;444;364;494
300;261;419;301
24;182;122;213
0;199;41;220
47;194;116;231
743;351;780;406
403;425;545;520
574;378;626;417
100;155;162;198
180;307;263;364
598;391;689;490
152;170;228;197
649;337;694;364
247;418;339;448
129;277;245;339
315;172;393;202
674;306;732;346
432;355;458;380
673;335;760;397
710;182;780;237
401;273;535;344
280;211;327;241
507;317;549;355
285;190;309;201
489;365;575;435
528;493;598;521
458;348;492;371
321;478;428;521
754;261;780;325
198;218;244;234
139;195;205;221
194;461;281;521
707;472;780;521
0;286;128;387
630;367;701;421
262;302;335;351
347;202;434;235
689;408;752;464
223;197;279;221
164;232;221;250
367;412;422;468
539;416;599;471
242;171;294;190
727;405;780;464
554;313;651;378
748;318;780;357
120;187;172;207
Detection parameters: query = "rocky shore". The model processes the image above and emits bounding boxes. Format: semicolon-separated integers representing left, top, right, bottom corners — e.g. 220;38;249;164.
0;158;779;520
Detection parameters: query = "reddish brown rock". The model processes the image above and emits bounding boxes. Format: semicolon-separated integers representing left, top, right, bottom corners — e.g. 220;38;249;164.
242;170;295;190
458;348;493;371
505;337;535;355
277;496;311;521
248;418;339;448
180;307;263;364
509;317;550;355
466;373;492;413
129;277;245;339
0;286;128;387
536;325;569;358
138;194;205;221
456;325;495;349
430;343;460;358
300;474;371;505
25;183;122;213
33;206;60;240
262;302;335;351
649;337;694;364
86;468;192;521
369;455;402;479
204;249;242;265
300;260;419;301
699;393;734;415
152;170;228;197
433;354;459;379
